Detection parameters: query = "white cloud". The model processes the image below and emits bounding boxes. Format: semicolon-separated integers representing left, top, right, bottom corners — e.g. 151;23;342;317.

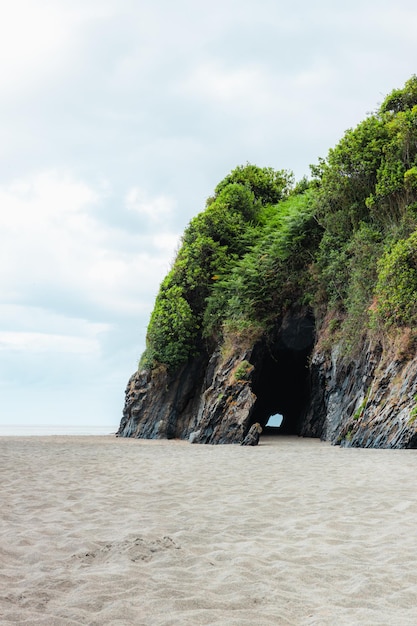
126;187;175;224
0;331;100;354
0;168;181;391
152;233;180;254
0;303;108;335
0;170;179;316
0;0;120;96
0;4;67;93
0;166;181;428
293;62;335;90
0;303;109;357
182;61;267;106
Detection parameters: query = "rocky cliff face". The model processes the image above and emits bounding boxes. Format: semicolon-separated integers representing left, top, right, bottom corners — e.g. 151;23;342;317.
117;346;257;444
117;310;417;448
117;353;209;440
305;335;417;448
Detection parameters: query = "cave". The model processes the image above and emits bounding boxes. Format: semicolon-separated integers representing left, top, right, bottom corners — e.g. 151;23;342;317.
249;311;315;436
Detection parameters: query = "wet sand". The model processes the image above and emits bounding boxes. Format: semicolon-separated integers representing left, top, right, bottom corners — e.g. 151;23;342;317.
1;435;417;625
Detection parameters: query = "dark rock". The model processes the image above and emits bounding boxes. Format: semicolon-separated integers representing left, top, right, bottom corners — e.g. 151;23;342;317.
116;353;209;440
241;423;262;446
117;306;417;448
188;430;201;444
117;307;316;444
306;338;417;448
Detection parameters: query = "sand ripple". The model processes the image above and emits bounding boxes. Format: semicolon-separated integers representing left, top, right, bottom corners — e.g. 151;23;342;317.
1;435;417;624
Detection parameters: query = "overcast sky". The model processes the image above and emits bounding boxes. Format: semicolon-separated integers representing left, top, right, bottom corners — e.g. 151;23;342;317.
1;0;417;432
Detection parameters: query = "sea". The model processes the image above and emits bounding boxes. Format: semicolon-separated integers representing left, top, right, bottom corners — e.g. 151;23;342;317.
0;425;117;436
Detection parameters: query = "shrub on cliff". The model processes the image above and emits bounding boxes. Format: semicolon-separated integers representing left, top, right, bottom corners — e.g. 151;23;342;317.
372;230;417;328
140;76;417;371
140;281;198;371
312;75;417;348
203;190;321;335
141;164;294;370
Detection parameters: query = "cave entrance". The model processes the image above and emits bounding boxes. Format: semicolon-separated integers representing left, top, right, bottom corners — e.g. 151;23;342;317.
249;312;315;436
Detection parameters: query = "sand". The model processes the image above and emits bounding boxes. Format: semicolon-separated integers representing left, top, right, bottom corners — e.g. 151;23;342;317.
1;435;417;626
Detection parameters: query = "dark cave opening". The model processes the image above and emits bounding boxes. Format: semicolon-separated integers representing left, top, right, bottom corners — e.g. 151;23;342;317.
249;311;315;436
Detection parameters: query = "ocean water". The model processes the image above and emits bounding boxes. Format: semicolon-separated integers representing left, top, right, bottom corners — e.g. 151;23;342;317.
0;425;117;436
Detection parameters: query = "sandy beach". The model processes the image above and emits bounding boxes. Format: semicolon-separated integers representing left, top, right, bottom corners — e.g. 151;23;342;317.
1;435;417;625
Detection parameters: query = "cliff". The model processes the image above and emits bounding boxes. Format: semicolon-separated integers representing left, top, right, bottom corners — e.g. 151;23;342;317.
117;309;417;448
117;77;417;448
305;331;417;448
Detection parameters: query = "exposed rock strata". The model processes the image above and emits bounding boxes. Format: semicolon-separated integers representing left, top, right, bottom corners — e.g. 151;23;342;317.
117;347;257;444
117;354;209;440
117;310;417;448
305;338;417;448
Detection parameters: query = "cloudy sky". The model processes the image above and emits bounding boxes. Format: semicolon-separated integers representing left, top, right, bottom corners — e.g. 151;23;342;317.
1;0;417;433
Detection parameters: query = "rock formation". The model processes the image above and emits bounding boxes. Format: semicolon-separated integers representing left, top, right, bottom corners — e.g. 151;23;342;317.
240;423;262;446
304;333;417;448
117;307;417;448
117;80;417;448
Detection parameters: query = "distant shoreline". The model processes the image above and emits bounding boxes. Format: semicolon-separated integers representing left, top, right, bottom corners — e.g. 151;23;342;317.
0;425;116;437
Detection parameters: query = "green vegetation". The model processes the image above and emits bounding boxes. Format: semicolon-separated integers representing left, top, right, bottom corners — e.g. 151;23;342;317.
408;395;417;424
234;360;254;382
372;232;417;328
140;76;417;372
353;392;370;421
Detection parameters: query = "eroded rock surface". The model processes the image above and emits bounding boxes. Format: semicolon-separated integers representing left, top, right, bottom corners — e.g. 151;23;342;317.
117;346;257;444
306;339;417;448
117;309;417;448
117;354;209;440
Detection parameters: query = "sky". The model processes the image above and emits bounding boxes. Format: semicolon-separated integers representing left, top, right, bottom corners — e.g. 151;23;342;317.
1;0;417;433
